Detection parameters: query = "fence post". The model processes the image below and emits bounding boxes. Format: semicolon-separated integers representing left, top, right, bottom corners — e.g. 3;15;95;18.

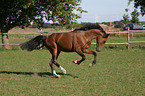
131;32;133;39
118;31;120;38
127;27;130;49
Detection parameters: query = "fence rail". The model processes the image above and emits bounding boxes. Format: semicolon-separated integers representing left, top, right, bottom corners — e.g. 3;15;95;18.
0;33;42;35
0;29;145;48
105;30;145;48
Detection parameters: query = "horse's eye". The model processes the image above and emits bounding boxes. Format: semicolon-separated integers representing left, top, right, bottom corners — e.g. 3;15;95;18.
103;41;106;43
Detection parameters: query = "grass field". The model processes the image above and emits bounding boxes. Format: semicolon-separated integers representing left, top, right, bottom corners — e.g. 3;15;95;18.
0;47;145;95
0;29;145;95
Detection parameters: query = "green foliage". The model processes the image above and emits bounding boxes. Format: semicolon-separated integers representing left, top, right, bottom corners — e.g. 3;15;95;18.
125;8;129;12
65;22;81;29
129;0;145;16
131;9;139;23
114;21;124;28
121;14;130;25
0;0;86;33
101;22;108;25
32;23;55;28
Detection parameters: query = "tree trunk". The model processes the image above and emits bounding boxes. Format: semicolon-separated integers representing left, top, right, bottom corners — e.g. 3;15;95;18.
1;34;11;49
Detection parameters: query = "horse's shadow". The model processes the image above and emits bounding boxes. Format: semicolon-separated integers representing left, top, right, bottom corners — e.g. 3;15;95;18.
0;71;78;78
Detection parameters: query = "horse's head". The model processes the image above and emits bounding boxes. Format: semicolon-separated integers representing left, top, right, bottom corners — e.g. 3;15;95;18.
74;23;109;52
96;33;109;52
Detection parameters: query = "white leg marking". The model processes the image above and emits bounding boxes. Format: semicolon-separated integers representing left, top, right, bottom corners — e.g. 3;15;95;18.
59;66;64;70
59;66;66;74
89;63;93;67
53;70;61;78
74;60;78;64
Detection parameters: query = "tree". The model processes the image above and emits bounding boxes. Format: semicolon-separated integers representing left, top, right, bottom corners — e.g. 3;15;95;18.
121;9;130;25
65;22;81;30
121;14;130;25
131;9;139;23
114;21;124;28
0;0;86;49
129;0;145;16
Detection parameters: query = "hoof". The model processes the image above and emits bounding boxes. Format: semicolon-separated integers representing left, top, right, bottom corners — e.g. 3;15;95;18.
63;70;66;74
73;60;80;65
89;63;94;67
54;74;61;78
73;60;78;64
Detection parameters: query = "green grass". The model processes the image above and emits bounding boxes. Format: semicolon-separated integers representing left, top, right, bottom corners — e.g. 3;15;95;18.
0;32;145;95
0;48;145;96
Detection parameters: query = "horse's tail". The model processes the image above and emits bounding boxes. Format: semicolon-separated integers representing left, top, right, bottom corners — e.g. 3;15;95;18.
20;35;47;51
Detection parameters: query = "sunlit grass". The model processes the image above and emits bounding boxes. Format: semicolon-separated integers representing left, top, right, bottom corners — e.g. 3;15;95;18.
0;48;145;95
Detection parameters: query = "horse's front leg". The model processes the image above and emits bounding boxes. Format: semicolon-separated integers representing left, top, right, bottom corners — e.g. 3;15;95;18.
73;54;86;64
73;49;86;64
83;48;97;67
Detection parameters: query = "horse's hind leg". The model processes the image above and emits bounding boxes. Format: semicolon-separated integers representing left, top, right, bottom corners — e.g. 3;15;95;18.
54;62;66;74
83;48;97;67
49;49;61;78
50;62;66;78
49;59;61;78
49;50;66;78
55;50;66;74
49;59;66;78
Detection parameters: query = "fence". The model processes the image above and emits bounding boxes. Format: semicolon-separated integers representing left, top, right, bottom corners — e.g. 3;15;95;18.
91;29;145;49
78;30;144;49
0;29;145;49
107;30;145;48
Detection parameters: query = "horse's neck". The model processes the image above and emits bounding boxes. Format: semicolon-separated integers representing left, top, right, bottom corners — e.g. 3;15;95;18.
85;30;98;39
74;29;100;40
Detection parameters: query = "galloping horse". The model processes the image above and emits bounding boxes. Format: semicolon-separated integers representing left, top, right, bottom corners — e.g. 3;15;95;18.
20;23;109;78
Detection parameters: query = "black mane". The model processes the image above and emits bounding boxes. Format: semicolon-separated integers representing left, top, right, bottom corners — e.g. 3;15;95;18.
74;23;106;33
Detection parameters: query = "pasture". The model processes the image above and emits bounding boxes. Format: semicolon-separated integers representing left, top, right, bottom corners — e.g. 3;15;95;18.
0;28;145;95
0;46;145;95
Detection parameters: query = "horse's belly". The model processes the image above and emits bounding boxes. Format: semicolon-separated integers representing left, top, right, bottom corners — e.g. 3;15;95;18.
56;33;74;52
57;43;73;52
